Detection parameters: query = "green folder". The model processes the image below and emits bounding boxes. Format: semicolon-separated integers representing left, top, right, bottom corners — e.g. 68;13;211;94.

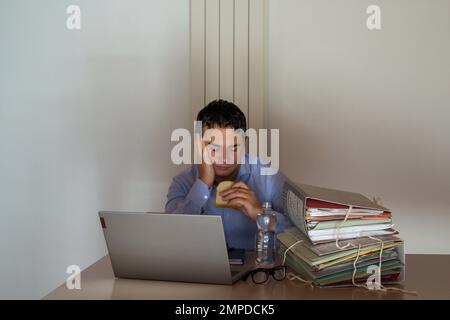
278;229;402;268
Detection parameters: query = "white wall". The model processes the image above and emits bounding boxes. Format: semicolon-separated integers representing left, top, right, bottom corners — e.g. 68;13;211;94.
0;0;190;299
190;0;266;129
267;0;450;254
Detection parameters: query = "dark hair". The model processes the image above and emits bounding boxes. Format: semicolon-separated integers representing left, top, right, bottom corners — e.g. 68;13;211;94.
196;99;247;131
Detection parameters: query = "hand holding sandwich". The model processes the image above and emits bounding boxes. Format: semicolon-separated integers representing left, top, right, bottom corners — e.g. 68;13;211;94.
217;181;263;221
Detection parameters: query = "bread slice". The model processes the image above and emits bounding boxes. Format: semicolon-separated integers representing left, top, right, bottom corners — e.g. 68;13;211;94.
216;181;237;209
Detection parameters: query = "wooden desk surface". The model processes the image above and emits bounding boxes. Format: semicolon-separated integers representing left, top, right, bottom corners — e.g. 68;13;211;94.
44;254;450;300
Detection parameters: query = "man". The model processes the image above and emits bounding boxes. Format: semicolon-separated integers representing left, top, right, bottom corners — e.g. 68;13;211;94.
165;99;293;250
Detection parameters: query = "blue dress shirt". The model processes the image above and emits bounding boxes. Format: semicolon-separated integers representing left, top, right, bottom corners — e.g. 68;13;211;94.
165;155;294;250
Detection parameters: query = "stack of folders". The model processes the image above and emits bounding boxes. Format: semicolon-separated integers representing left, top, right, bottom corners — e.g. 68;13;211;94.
278;180;405;287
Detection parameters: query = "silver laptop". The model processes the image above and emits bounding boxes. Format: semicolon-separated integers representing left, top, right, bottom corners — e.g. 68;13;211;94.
98;211;252;285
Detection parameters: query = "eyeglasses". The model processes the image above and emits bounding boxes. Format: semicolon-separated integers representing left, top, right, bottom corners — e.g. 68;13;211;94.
244;266;287;284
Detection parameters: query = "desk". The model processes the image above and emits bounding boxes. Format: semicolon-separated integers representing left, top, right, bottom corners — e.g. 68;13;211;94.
44;254;450;300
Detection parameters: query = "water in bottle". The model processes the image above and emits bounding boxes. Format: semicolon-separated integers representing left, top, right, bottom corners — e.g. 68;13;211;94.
255;201;277;266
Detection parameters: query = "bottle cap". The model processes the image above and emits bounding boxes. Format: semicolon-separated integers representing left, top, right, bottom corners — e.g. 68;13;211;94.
262;201;272;209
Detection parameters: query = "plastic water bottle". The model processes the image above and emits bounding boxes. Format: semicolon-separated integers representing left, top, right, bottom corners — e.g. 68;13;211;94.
255;201;277;266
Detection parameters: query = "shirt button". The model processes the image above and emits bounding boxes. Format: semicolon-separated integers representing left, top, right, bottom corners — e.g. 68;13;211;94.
204;195;208;199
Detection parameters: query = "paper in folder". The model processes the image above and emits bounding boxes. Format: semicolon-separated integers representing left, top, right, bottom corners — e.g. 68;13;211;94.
281;180;396;244
278;228;405;287
279;180;405;287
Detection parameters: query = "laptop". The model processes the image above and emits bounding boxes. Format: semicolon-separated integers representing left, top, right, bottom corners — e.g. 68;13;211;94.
98;211;252;285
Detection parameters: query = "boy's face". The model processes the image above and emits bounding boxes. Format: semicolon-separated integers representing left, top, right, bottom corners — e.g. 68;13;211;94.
202;126;243;177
